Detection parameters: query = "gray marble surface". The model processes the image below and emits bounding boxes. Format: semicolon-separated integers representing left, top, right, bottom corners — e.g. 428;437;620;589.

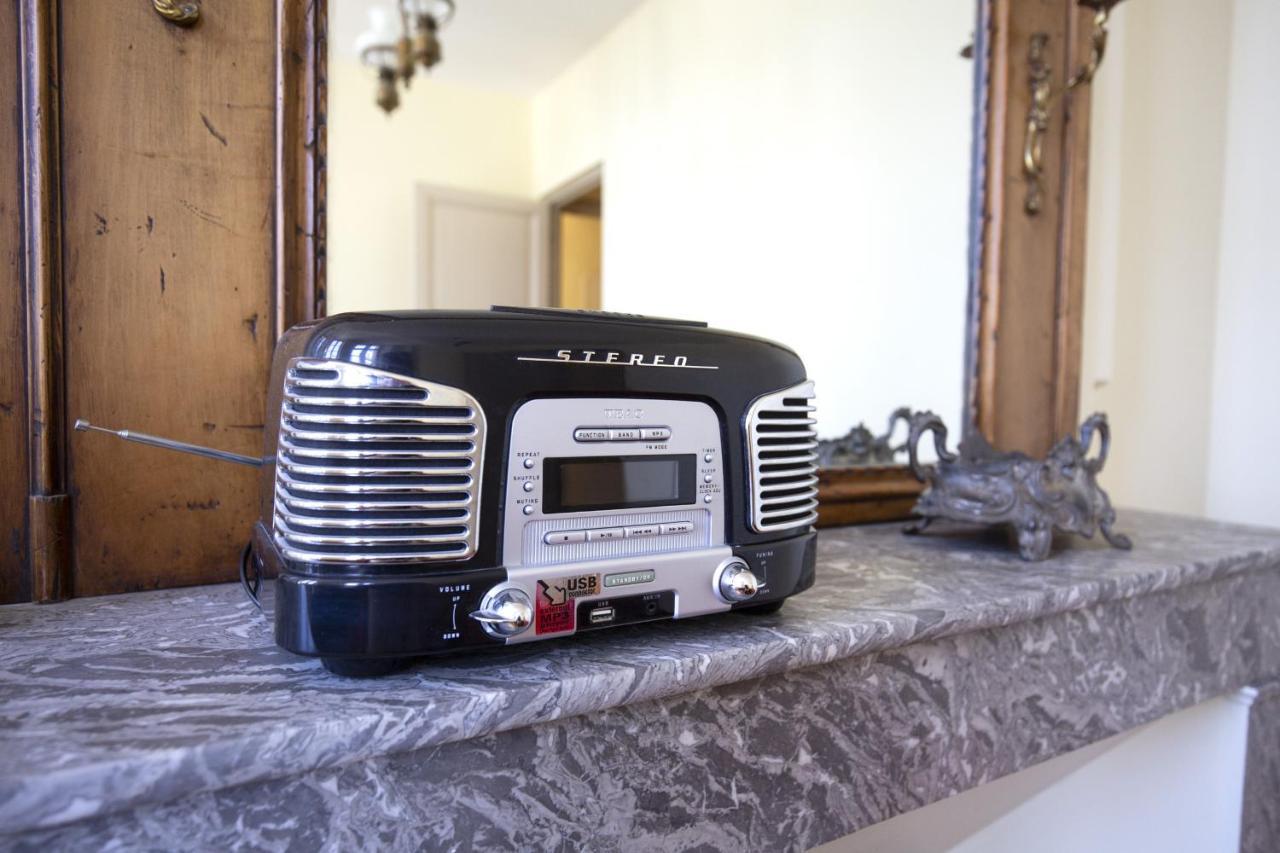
1243;679;1280;853
2;510;1279;849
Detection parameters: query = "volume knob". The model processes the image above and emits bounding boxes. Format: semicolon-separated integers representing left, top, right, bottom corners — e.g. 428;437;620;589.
469;587;533;638
715;559;759;603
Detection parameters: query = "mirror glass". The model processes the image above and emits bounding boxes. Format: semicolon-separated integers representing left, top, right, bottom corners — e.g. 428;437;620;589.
327;0;976;465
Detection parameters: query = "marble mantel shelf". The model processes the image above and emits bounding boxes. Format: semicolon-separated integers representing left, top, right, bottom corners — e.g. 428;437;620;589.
2;510;1279;850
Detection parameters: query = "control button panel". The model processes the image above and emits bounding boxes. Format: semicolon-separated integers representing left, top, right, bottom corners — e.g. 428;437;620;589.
545;521;695;546
574;426;671;443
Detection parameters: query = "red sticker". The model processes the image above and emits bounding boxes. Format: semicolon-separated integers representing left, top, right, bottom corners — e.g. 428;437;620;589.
535;573;599;635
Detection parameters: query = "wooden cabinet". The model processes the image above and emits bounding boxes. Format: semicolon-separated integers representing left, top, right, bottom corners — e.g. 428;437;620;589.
1;0;324;602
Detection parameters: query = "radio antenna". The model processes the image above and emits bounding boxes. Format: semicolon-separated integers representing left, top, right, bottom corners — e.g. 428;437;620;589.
74;419;264;468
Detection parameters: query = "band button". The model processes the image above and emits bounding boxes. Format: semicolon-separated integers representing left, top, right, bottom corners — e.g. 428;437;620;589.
608;428;641;441
574;428;609;442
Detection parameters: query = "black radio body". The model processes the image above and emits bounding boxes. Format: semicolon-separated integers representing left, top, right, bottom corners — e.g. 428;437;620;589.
253;307;818;675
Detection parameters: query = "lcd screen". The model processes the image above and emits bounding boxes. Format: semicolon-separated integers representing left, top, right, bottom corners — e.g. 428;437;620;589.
543;455;696;513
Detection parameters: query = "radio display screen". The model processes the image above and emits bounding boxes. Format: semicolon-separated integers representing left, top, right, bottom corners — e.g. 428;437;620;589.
542;454;696;513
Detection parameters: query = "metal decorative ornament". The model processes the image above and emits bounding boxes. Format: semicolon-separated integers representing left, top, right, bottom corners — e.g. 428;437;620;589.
817;407;916;467
903;411;1132;561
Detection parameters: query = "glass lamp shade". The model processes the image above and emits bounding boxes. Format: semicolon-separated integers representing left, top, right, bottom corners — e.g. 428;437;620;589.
402;0;455;27
354;6;400;69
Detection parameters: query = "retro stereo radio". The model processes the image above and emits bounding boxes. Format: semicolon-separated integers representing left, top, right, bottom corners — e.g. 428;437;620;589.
79;307;818;675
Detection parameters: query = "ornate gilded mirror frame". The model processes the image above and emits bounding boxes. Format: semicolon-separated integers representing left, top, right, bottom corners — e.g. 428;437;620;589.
817;0;1103;526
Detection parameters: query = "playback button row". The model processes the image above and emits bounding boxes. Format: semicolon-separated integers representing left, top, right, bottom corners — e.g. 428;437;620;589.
544;521;694;545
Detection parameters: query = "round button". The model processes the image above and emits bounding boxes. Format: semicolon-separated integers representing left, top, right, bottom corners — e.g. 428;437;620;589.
469;587;534;638
522;481;534;492
715;559;760;603
704;453;714;463
702;494;713;503
523;458;535;469
703;474;713;484
522;505;534;515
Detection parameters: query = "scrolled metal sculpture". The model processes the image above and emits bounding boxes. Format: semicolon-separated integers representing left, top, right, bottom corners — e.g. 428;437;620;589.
903;411;1132;561
817;406;916;467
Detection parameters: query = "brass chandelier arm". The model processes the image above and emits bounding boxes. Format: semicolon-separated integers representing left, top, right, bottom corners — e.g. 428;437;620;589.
152;0;200;28
1023;6;1116;215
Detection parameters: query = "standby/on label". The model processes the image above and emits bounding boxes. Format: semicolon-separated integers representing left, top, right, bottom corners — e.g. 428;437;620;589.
535;572;600;635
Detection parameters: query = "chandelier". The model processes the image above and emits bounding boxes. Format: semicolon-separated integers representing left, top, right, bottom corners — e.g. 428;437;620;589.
354;0;457;114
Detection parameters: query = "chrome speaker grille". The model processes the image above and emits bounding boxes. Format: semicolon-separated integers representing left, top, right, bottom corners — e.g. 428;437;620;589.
745;380;818;533
272;358;486;564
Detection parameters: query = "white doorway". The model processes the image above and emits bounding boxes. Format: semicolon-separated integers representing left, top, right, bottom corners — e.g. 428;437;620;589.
414;184;544;309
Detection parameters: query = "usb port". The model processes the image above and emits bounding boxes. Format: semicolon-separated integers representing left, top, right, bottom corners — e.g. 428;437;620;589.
588;606;616;625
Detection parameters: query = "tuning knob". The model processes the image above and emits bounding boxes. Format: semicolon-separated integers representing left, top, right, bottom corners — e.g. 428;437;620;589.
469;587;533;638
715;559;760;603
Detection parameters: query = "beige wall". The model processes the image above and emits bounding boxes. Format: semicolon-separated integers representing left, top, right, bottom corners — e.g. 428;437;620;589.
529;0;975;436
327;59;532;314
1083;0;1279;527
1080;1;1234;517
1205;0;1280;528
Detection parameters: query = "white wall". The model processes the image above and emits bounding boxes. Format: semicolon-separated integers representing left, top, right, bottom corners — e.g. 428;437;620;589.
1079;1;1234;517
1204;0;1280;528
327;58;532;314
1082;0;1280;528
530;0;974;437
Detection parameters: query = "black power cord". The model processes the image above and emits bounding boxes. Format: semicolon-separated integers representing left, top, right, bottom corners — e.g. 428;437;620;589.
239;541;264;614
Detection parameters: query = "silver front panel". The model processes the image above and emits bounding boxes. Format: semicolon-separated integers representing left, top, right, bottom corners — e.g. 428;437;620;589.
500;397;731;640
499;547;735;644
502;397;726;563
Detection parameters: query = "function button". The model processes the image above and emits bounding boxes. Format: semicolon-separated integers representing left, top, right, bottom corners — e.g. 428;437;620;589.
661;521;694;535
574;428;609;442
523;458;535;469
641;427;671;441
608;428;641;441
624;524;660;538
587;527;624;542
544;530;586;545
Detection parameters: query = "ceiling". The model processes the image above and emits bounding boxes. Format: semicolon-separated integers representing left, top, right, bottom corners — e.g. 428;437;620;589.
331;0;647;97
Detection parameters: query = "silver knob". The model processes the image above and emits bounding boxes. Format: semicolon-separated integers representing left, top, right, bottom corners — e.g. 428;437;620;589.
716;559;759;603
469;587;533;638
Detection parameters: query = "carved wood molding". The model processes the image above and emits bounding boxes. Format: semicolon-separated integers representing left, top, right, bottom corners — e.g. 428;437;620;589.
275;0;327;334
817;467;924;528
18;0;70;601
968;0;1096;458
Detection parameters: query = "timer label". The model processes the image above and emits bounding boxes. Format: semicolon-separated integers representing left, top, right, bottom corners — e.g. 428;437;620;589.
535;572;599;635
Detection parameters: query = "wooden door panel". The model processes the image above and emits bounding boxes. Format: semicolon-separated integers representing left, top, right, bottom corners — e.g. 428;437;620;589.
418;187;538;309
61;1;275;595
